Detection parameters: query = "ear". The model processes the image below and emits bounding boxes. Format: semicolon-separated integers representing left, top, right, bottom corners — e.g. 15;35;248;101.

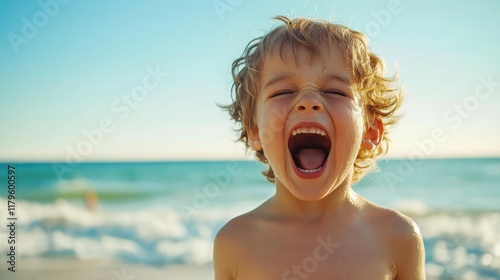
248;126;262;151
361;117;384;151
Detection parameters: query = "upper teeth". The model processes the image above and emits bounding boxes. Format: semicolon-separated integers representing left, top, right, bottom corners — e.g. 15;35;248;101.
291;127;326;136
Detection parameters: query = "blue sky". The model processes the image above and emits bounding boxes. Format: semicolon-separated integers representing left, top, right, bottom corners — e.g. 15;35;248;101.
1;0;499;162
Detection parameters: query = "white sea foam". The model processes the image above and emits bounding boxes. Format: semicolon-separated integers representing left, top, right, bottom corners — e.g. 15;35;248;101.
0;198;246;266
1;198;499;278
392;199;429;215
415;212;500;279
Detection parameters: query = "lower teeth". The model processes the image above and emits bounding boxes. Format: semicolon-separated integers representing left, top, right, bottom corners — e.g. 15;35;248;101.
298;167;322;173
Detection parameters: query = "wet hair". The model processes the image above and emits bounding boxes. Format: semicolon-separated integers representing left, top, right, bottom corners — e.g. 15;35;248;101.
220;16;402;183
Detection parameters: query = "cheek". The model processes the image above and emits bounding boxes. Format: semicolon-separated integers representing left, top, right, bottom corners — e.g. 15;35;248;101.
258;104;288;146
257;104;290;176
333;104;365;146
350;106;365;137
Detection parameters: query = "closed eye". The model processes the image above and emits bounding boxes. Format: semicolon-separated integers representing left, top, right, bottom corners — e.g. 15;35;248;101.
270;90;295;98
322;90;346;96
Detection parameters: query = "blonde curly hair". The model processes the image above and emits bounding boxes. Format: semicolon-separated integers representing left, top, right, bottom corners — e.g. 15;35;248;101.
221;16;402;183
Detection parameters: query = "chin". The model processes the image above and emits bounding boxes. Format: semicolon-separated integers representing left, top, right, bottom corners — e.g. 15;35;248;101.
286;180;336;202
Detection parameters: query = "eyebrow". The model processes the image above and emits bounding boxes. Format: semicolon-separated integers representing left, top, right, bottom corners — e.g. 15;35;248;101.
325;74;351;85
262;73;293;89
262;73;351;89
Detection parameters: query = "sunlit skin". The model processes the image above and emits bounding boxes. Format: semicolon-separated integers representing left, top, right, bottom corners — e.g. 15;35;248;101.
214;45;425;280
253;46;365;203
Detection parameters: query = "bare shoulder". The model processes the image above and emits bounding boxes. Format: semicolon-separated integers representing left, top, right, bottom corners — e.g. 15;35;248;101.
215;212;256;249
360;198;426;279
363;200;421;238
215;204;266;245
213;208;263;280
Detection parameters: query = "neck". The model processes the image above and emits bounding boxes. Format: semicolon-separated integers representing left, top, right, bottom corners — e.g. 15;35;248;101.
272;177;361;223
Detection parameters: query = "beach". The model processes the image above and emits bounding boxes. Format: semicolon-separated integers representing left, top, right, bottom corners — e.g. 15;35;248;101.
0;159;499;279
0;258;213;280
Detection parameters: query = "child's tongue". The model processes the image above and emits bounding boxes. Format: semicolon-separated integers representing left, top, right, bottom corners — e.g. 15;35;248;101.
295;148;326;170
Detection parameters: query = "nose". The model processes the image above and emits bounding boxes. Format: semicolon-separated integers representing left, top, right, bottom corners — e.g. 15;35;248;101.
295;93;324;112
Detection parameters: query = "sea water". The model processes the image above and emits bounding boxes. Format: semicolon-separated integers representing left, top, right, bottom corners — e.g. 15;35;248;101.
0;158;499;279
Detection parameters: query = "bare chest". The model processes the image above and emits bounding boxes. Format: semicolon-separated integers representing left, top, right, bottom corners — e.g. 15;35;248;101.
235;229;395;280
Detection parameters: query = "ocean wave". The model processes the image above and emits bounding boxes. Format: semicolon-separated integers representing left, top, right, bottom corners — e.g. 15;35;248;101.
1;198;499;278
0;198;244;266
414;212;500;279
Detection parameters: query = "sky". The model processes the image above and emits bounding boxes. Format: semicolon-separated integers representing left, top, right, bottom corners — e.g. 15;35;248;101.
1;0;499;162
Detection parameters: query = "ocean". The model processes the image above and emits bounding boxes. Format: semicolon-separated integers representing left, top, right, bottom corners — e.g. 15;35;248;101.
0;158;499;279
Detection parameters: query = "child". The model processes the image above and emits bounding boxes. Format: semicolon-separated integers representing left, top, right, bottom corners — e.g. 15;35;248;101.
215;16;425;279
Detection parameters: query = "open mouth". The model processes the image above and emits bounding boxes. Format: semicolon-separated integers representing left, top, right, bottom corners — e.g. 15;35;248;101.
288;127;331;174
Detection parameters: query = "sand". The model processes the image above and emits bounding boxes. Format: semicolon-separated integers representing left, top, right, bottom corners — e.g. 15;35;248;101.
0;257;214;280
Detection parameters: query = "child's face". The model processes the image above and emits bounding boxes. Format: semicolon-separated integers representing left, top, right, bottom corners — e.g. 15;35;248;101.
251;44;373;200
